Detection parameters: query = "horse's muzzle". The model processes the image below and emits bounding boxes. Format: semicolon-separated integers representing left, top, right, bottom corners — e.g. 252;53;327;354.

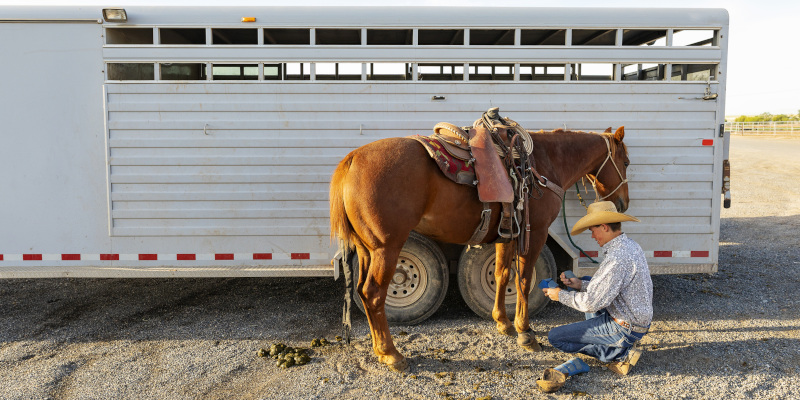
615;198;628;213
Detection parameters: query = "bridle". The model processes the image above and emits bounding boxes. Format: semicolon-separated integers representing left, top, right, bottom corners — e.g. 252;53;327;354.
585;135;628;201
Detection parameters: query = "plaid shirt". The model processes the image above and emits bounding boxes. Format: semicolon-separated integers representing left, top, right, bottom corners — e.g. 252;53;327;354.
558;233;653;328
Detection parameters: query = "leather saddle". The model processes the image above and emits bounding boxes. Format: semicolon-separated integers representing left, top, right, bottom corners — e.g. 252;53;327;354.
411;108;535;244
424;109;532;203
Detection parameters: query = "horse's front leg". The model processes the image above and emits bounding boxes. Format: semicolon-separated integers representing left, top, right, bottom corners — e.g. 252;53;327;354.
514;231;549;351
357;246;408;372
492;243;516;336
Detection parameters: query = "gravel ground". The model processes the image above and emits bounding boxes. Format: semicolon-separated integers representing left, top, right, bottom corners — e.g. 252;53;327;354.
1;134;799;400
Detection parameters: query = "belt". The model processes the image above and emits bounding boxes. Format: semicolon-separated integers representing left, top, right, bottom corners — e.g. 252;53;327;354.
613;317;649;333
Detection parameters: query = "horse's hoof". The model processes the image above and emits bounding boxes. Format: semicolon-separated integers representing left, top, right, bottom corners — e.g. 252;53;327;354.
497;323;516;336
517;330;542;352
387;357;408;372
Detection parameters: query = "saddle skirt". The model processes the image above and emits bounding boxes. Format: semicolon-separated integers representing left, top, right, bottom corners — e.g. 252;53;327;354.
469;126;514;203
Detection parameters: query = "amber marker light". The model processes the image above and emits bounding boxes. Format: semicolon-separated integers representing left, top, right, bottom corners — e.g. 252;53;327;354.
242;17;256;22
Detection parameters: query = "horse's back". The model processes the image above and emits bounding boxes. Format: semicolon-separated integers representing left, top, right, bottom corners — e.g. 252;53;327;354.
349;136;428;166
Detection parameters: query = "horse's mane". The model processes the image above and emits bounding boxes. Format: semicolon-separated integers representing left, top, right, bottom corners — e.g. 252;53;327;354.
527;129;628;156
529;128;598;135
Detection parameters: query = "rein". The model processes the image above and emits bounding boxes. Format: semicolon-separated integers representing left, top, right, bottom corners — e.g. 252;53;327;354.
562;186;599;264
561;134;627;264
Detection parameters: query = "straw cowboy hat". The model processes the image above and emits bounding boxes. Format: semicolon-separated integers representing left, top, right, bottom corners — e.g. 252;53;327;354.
571;201;640;235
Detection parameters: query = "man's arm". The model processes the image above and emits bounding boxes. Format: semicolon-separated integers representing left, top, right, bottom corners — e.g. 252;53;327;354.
557;255;630;313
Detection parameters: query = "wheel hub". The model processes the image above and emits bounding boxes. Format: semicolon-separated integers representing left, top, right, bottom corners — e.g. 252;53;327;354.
481;260;517;305
386;255;428;307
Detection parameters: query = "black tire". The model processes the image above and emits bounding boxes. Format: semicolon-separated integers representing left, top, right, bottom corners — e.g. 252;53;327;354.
352;231;449;325
457;244;557;320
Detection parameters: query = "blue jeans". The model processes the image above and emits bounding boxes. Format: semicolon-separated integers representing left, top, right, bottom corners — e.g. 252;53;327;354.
548;309;646;363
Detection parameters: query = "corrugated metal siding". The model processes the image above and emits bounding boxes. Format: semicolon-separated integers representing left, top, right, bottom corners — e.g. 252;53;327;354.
106;81;718;261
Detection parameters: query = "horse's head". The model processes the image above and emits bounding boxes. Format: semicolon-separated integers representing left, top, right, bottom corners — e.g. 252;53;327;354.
588;126;630;212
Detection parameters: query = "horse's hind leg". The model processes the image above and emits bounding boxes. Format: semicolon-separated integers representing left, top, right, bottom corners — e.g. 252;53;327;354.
356;244;408;371
492;243;516;336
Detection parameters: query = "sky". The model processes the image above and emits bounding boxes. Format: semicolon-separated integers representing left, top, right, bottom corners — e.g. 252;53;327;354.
2;0;797;117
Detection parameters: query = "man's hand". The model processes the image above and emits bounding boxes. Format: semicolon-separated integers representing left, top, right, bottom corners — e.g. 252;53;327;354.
542;287;561;301
560;272;583;290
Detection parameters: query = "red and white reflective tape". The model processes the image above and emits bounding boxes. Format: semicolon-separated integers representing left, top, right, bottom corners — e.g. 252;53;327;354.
580;251;709;258
0;253;327;262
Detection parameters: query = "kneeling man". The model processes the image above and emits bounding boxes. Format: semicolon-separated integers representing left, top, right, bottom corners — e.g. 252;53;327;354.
542;201;652;375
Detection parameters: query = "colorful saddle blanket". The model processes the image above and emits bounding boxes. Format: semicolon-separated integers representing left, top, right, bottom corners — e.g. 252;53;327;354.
411;135;476;186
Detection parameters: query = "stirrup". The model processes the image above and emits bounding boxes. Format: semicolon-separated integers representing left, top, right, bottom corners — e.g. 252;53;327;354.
498;222;513;239
497;217;521;240
497;203;516;240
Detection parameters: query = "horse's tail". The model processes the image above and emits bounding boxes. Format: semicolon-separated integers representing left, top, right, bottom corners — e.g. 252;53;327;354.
330;152;357;251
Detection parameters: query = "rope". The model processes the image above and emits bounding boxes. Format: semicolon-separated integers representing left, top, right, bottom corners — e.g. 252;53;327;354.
340;246;353;344
585;136;628;202
561;185;599;264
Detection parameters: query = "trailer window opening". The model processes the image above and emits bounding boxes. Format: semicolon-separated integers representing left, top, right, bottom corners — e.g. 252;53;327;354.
367;63;411;80
107;63;155;80
106;28;153;45
263;64;281;80
418;29;464;45
159;28;206;45
212;64;258;80
315;63;362;80
105;62;720;83
670;64;718;81
672;29;717;46
469;29;514;45
622;30;667;46
520;29;566;46
571;29;616;46
571;63;615;81
622;63;666;81
212;29;257;45
263;29;310;45
316;29;361;45
519;64;566;81
160;63;207;80
417;64;464;80
468;64;514;80
367;29;413;45
283;62;311;80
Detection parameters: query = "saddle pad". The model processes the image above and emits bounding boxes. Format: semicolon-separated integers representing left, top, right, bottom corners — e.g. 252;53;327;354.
469;127;514;203
411;135;476;186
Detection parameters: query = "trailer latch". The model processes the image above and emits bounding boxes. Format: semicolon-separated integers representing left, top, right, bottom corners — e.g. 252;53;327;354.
702;86;718;100
722;160;731;208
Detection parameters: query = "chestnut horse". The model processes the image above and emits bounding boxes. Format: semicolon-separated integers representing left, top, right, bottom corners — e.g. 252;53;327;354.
330;126;630;371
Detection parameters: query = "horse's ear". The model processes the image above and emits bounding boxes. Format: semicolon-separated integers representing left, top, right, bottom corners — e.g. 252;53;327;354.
614;126;625;142
604;127;612;133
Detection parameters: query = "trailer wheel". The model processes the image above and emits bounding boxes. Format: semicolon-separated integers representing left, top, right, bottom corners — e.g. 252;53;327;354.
352;231;449;325
457;244;556;320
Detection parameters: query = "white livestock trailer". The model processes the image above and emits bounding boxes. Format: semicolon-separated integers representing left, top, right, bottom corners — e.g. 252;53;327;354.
0;6;730;323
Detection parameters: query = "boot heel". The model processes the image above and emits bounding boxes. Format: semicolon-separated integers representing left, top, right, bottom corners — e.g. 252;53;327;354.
627;345;643;366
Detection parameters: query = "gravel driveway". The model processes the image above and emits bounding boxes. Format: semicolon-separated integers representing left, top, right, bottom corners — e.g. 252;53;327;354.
1;134;798;400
